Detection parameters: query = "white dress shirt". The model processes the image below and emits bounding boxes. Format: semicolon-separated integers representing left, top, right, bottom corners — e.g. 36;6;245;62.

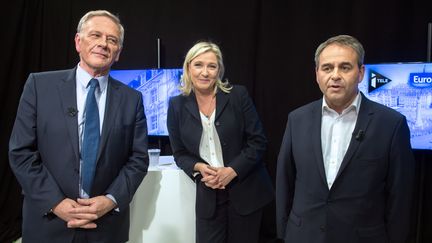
321;93;361;189
199;110;225;168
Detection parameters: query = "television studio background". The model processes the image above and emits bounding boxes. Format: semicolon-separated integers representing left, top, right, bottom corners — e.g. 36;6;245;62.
1;0;431;242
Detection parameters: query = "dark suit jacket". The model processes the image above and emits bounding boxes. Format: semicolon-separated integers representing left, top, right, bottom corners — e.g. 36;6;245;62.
9;68;149;243
276;93;416;243
167;85;274;218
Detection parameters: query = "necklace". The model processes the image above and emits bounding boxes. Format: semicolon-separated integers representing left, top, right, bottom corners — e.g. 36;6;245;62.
198;95;215;118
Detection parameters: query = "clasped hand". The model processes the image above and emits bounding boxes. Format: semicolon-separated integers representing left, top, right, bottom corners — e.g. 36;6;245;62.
52;196;116;229
195;163;237;189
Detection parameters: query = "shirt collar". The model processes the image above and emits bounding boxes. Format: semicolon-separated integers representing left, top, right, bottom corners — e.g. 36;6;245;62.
76;63;108;92
321;92;362;115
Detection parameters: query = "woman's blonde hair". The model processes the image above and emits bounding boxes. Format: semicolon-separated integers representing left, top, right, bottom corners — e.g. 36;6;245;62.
180;41;232;96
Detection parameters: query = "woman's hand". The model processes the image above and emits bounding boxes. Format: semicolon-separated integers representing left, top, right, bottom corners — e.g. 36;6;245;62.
194;163;238;189
195;162;223;189
209;166;237;189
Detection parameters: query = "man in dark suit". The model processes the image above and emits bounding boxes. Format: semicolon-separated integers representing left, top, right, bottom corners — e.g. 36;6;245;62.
276;35;415;243
8;10;148;243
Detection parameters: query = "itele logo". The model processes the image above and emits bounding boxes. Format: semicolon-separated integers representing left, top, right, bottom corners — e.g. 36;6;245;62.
369;71;392;93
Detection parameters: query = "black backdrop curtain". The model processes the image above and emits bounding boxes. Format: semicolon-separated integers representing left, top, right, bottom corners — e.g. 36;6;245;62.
1;0;431;242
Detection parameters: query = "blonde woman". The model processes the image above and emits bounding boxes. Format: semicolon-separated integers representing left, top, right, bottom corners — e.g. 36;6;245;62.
167;41;274;243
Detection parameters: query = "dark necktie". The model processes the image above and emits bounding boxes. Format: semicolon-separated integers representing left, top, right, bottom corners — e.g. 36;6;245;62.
81;78;100;196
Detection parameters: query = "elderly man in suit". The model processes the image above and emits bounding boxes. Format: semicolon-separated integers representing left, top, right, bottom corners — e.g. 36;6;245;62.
276;35;415;243
9;10;148;243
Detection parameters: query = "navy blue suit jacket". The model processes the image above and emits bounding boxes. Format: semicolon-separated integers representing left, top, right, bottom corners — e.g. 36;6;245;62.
167;85;274;218
9;69;148;243
276;93;415;243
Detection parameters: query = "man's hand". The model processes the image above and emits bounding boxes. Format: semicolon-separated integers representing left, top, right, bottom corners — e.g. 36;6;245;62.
52;198;97;229
66;195;116;228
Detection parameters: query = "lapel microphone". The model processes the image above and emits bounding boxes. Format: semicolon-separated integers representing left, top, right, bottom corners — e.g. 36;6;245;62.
67;107;78;117
355;130;365;141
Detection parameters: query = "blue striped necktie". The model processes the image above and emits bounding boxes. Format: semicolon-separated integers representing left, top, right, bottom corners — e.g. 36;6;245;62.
81;78;100;197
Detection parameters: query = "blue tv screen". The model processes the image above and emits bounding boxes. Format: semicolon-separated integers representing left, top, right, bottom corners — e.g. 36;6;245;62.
358;63;432;150
110;68;183;136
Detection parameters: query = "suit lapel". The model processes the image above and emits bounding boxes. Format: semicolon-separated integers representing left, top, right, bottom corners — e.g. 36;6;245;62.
184;92;200;121
183;89;228;156
215;90;229;121
183;92;204;155
184;88;229;121
98;77;122;161
311;100;328;187
335;94;374;180
58;69;80;169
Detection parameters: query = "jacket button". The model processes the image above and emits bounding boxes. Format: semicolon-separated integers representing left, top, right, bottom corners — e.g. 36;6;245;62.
215;121;220;126
320;225;326;232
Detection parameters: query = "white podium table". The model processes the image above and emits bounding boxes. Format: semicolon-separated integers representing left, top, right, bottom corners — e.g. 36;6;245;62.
128;156;196;243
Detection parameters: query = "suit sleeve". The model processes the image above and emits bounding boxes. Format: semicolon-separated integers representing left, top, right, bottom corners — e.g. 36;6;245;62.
105;93;148;210
9;74;65;216
167;97;202;179
227;86;268;181
276;114;296;239
385;116;416;243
